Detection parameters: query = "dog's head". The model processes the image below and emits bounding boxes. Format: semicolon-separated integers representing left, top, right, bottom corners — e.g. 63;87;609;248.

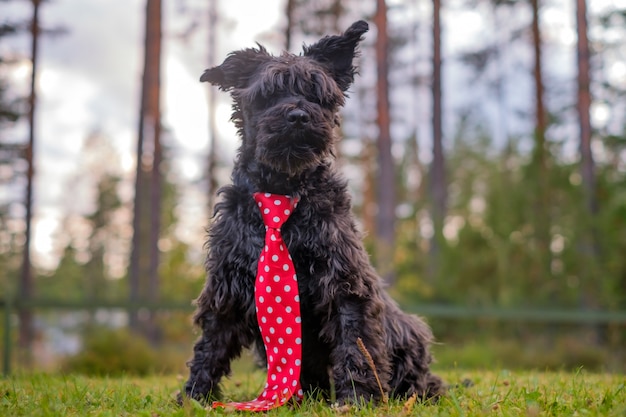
201;21;368;177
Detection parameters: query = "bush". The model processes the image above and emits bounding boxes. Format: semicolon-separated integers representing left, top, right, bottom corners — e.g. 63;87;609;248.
62;328;158;376
432;336;615;372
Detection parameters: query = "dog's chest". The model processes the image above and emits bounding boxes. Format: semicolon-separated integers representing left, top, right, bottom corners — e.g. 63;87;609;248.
248;198;334;287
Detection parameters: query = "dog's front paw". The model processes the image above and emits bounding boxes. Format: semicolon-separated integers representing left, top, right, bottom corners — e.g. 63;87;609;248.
331;402;355;413
176;384;221;407
175;390;185;406
334;391;386;409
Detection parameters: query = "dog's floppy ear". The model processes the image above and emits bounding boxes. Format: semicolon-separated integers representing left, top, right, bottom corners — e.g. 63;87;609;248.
303;20;369;91
200;45;271;90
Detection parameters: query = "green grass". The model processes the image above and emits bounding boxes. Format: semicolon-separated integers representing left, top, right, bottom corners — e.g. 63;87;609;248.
1;370;625;416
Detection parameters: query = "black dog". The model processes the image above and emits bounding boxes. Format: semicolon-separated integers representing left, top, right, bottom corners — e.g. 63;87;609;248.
182;20;444;406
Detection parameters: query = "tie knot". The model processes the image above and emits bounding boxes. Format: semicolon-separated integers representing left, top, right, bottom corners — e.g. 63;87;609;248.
253;192;298;228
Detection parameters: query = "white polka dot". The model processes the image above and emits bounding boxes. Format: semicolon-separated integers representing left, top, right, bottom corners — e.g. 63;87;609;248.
295;359;302;366
284;285;291;292
295;337;302;345
275;296;282;303
258;296;264;303
284;209;291;215
276;317;283;324
257;202;262;207
279;244;284;251
287;348;293;355
268;306;273;313
278;337;284;344
273;216;280;223
265;336;270;343
298;389;303;396
296;316;301;323
274;199;282;205
260;255;265;262
292;380;297;386
286;306;292;313
286;327;292;334
266;286;272;293
273;347;279;354
281;358;287;364
271;374;276;381
269;327;275;334
261;316;267;323
272;254;279;262
295;295;300;302
273;275;280;282
283;264;290;271
265;193;271;197
264;208;270;214
282;377;288;383
293;274;297;281
259;275;264;283
264;265;270;272
283;387;289;394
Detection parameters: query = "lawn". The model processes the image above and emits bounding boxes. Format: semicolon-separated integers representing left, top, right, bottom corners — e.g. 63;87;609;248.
1;369;625;416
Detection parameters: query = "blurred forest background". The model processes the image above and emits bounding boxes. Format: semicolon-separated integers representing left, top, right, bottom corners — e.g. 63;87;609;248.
1;0;625;375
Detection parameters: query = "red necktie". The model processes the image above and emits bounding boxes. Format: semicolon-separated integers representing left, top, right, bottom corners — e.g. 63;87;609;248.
213;193;304;411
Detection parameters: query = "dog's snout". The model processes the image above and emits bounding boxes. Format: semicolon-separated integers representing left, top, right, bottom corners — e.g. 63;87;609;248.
287;109;310;126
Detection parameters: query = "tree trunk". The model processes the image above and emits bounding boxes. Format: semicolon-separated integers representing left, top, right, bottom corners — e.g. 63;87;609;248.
374;0;395;285
576;0;595;218
429;0;447;283
576;0;603;343
206;0;219;216
18;0;41;368
530;0;550;283
284;0;295;51
129;0;162;344
531;0;547;158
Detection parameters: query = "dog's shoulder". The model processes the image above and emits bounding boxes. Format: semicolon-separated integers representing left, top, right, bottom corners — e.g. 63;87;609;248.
299;167;351;214
211;184;262;234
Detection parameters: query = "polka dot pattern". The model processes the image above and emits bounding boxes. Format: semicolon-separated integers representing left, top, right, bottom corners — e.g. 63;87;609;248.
212;192;303;412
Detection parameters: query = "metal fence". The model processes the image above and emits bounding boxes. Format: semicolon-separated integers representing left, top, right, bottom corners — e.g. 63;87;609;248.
3;297;626;377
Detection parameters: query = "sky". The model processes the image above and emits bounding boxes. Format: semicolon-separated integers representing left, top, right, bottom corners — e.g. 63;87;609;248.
2;0;622;270
2;0;285;269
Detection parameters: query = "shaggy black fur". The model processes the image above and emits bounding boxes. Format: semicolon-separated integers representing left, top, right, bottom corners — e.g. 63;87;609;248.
181;20;444;406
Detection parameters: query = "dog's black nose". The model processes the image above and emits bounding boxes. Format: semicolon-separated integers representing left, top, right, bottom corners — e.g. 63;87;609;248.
287;109;310;126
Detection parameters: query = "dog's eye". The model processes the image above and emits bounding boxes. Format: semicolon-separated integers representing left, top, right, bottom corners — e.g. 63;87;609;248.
252;93;273;108
304;92;321;105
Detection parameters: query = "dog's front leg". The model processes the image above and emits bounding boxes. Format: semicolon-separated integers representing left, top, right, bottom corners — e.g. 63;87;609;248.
182;307;253;403
328;296;392;405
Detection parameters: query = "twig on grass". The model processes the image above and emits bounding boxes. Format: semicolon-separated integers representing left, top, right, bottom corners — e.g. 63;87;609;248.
356;337;389;404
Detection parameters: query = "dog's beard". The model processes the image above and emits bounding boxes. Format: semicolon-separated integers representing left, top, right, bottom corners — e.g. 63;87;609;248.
255;117;334;176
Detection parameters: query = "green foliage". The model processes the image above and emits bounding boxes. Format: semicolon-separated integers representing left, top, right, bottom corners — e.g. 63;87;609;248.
62;328;158;376
392;127;626;315
432;337;615;372
0;3;26;296
159;240;205;303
